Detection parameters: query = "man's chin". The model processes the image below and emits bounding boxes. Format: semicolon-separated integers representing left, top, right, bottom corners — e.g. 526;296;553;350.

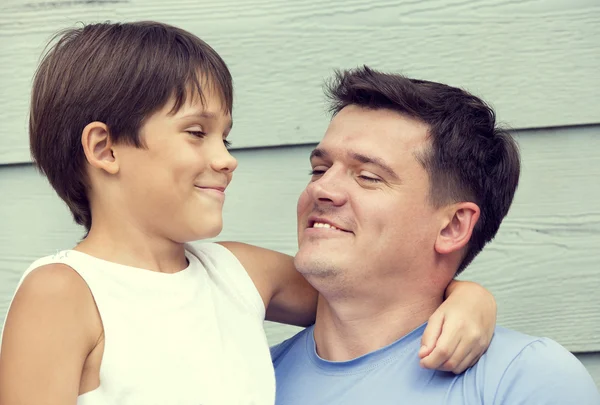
294;251;341;279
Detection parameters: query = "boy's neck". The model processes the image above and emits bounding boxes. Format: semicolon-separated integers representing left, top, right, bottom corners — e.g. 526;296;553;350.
75;220;188;274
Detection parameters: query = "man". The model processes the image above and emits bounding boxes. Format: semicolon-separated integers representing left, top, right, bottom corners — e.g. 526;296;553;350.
271;66;600;404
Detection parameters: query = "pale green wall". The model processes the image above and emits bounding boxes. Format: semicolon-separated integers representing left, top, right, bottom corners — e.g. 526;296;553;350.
1;0;600;164
1;0;599;390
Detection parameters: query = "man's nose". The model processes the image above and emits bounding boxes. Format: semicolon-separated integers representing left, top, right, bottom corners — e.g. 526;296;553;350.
306;170;347;207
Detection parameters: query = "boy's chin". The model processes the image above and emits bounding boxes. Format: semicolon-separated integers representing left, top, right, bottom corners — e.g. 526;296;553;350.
187;221;223;242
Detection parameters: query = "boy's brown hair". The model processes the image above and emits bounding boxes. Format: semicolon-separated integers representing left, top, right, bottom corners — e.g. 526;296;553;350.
30;21;233;232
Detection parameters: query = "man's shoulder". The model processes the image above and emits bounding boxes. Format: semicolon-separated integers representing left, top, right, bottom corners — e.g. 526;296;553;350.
482;326;585;375
270;326;312;366
478;326;600;404
485;326;578;366
484;326;543;358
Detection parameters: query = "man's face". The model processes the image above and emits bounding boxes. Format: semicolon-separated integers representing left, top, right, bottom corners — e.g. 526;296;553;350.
295;105;443;288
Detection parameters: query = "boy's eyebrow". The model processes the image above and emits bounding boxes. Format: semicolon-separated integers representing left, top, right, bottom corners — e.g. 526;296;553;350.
179;111;233;130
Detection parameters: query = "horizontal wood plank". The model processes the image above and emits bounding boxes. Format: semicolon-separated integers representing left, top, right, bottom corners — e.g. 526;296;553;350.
1;0;599;163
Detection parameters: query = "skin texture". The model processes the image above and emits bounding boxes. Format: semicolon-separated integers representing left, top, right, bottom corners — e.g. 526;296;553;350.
0;264;104;404
0;95;495;404
295;105;492;370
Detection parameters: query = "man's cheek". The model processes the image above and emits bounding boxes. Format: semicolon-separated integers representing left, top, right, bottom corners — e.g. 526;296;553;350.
296;189;311;217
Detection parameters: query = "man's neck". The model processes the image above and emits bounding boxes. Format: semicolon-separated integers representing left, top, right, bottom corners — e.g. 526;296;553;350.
313;289;444;362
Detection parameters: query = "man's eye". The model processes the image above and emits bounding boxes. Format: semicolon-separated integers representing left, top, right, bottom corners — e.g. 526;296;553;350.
358;175;381;182
309;169;326;176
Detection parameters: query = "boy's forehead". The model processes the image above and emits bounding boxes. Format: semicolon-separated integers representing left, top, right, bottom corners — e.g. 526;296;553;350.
176;107;233;129
168;90;230;117
166;72;232;115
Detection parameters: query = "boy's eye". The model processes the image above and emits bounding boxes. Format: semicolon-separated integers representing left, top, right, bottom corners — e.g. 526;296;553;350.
186;130;206;138
223;139;232;148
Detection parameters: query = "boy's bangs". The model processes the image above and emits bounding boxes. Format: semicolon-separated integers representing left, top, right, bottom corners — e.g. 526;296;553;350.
169;67;233;116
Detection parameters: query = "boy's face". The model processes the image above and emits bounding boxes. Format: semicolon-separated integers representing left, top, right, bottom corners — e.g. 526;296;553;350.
112;87;236;243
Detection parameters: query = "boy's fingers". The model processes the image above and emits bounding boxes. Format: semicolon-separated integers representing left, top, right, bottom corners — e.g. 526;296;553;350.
420;313;444;359
420;332;461;370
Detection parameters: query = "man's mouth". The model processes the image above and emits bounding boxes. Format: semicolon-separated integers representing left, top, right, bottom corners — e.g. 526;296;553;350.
312;222;342;231
308;218;351;233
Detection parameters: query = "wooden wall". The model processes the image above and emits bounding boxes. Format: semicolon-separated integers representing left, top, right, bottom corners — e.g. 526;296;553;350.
1;0;598;388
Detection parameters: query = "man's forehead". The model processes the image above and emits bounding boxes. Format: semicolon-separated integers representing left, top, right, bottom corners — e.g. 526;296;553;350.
314;120;430;177
322;108;430;153
311;145;402;181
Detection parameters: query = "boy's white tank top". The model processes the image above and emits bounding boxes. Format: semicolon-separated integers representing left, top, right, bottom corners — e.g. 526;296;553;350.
1;243;275;405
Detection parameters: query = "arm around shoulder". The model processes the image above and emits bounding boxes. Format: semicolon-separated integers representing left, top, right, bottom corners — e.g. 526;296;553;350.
494;338;600;405
217;242;318;326
0;263;101;405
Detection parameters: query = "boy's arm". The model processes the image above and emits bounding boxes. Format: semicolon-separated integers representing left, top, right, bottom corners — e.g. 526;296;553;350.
419;279;497;373
218;241;317;326
0;264;100;405
220;242;497;373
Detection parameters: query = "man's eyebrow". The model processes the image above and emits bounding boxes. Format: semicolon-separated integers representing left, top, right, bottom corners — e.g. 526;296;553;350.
349;152;399;180
179;111;233;130
310;148;399;180
309;148;329;161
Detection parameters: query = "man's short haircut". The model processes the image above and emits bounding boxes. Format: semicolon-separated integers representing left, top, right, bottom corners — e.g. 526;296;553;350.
325;66;520;275
29;21;233;232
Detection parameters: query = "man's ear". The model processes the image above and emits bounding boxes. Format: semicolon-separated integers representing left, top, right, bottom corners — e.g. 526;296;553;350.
435;202;480;255
81;121;119;175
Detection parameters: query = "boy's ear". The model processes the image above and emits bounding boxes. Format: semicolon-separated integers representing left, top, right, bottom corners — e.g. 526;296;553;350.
434;202;480;255
81;121;119;175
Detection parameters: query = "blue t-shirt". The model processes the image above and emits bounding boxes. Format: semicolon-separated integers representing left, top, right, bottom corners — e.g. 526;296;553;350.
271;324;600;404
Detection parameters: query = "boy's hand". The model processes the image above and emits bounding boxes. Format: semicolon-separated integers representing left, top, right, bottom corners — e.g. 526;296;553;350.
418;280;496;374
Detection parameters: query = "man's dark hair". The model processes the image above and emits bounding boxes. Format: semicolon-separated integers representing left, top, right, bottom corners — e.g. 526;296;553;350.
30;21;233;232
325;66;520;275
